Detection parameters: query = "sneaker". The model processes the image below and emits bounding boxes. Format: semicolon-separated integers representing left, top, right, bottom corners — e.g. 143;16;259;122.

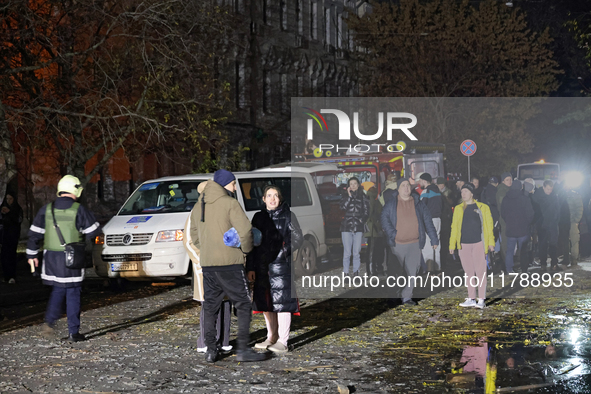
403;299;417;306
67;333;86;342
40;323;56;339
7;278;15;284
236;348;269;362
254;339;276;350
267;342;288;354
459;298;476;307
475;299;486;309
221;345;233;352
197;347;207;353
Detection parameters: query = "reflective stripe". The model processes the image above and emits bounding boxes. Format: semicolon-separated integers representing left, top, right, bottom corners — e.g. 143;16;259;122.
41;262;85;283
81;222;99;235
30;225;45;234
41;272;84;283
26;249;39;255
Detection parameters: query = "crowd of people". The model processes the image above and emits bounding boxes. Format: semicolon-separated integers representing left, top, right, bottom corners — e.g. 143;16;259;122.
3;166;588;364
338;170;589;308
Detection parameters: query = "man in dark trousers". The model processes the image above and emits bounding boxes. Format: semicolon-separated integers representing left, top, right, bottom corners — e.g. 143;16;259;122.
481;176;500;224
417;173;442;272
27;175;101;341
501;180;534;273
189;169;266;363
496;172;513;264
381;178;438;305
532;180;560;271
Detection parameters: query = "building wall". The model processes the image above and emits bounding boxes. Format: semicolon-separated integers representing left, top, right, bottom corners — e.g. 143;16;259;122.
11;0;367;221
225;0;365;167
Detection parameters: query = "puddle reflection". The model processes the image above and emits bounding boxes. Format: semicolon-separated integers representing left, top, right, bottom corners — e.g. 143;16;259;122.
446;332;591;393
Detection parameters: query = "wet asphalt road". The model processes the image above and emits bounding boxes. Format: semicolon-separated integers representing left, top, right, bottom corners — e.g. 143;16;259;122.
1;259;591;393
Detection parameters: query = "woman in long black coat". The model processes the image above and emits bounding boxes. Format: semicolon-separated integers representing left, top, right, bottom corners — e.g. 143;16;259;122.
246;185;303;354
1;192;23;284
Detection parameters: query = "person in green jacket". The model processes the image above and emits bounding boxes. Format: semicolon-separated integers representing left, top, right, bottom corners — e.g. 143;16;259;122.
189;169;266;363
450;183;495;309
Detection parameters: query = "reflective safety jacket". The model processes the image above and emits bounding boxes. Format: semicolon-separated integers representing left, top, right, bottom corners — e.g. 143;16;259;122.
27;196;100;288
44;203;83;251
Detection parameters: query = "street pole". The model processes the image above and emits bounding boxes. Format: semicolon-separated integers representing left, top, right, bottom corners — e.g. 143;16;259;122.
468;155;471;183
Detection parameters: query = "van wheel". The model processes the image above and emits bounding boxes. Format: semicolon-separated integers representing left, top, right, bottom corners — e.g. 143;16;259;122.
295;240;316;277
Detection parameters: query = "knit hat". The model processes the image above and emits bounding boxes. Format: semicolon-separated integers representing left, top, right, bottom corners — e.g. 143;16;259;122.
397;177;409;189
436;177;446;185
461;182;475;194
510;180;522;190
524;178;535;193
501;172;512;182
419;172;432;183
489;176;499;184
213;169;236;187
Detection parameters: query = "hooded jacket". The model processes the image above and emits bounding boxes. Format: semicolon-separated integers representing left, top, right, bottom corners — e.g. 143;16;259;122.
481;183;499;224
189;181;253;268
379;178;397;206
246;202;303;313
532;187;560;231
380;190;438;249
340;188;369;233
501;182;535;238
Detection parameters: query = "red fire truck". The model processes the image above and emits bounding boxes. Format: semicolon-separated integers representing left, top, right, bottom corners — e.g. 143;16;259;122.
293;141;446;250
294;141;446;195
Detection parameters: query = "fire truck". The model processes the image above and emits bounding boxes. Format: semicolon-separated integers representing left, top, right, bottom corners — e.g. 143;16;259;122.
292;141;446;249
294;141;446;195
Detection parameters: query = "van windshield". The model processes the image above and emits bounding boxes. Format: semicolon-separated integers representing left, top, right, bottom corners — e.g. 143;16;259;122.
119;181;203;215
517;164;560;181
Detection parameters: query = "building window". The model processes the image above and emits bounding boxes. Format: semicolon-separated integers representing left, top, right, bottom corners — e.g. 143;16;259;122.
337;12;343;49
296;0;303;35
263;0;271;25
235;61;245;109
310;0;317;40
263;71;271;113
281;74;288;113
234;0;243;13
325;6;331;45
280;0;287;30
297;75;304;97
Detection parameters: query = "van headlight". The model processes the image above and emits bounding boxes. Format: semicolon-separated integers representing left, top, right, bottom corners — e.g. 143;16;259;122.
95;233;105;245
156;230;184;242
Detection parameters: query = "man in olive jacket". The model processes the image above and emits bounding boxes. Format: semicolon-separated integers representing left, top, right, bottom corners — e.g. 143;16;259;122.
189;169;265;363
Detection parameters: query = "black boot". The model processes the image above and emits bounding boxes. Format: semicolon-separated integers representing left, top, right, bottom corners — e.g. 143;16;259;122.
236;348;269;362
67;333;86;342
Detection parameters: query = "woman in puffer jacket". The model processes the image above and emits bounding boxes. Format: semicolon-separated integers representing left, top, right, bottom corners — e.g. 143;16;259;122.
246;186;303;354
340;177;370;276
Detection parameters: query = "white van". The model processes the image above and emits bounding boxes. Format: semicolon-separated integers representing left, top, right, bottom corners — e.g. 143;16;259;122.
93;166;331;279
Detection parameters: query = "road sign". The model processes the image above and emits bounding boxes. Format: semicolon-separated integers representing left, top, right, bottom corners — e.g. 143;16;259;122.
460;140;477;157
